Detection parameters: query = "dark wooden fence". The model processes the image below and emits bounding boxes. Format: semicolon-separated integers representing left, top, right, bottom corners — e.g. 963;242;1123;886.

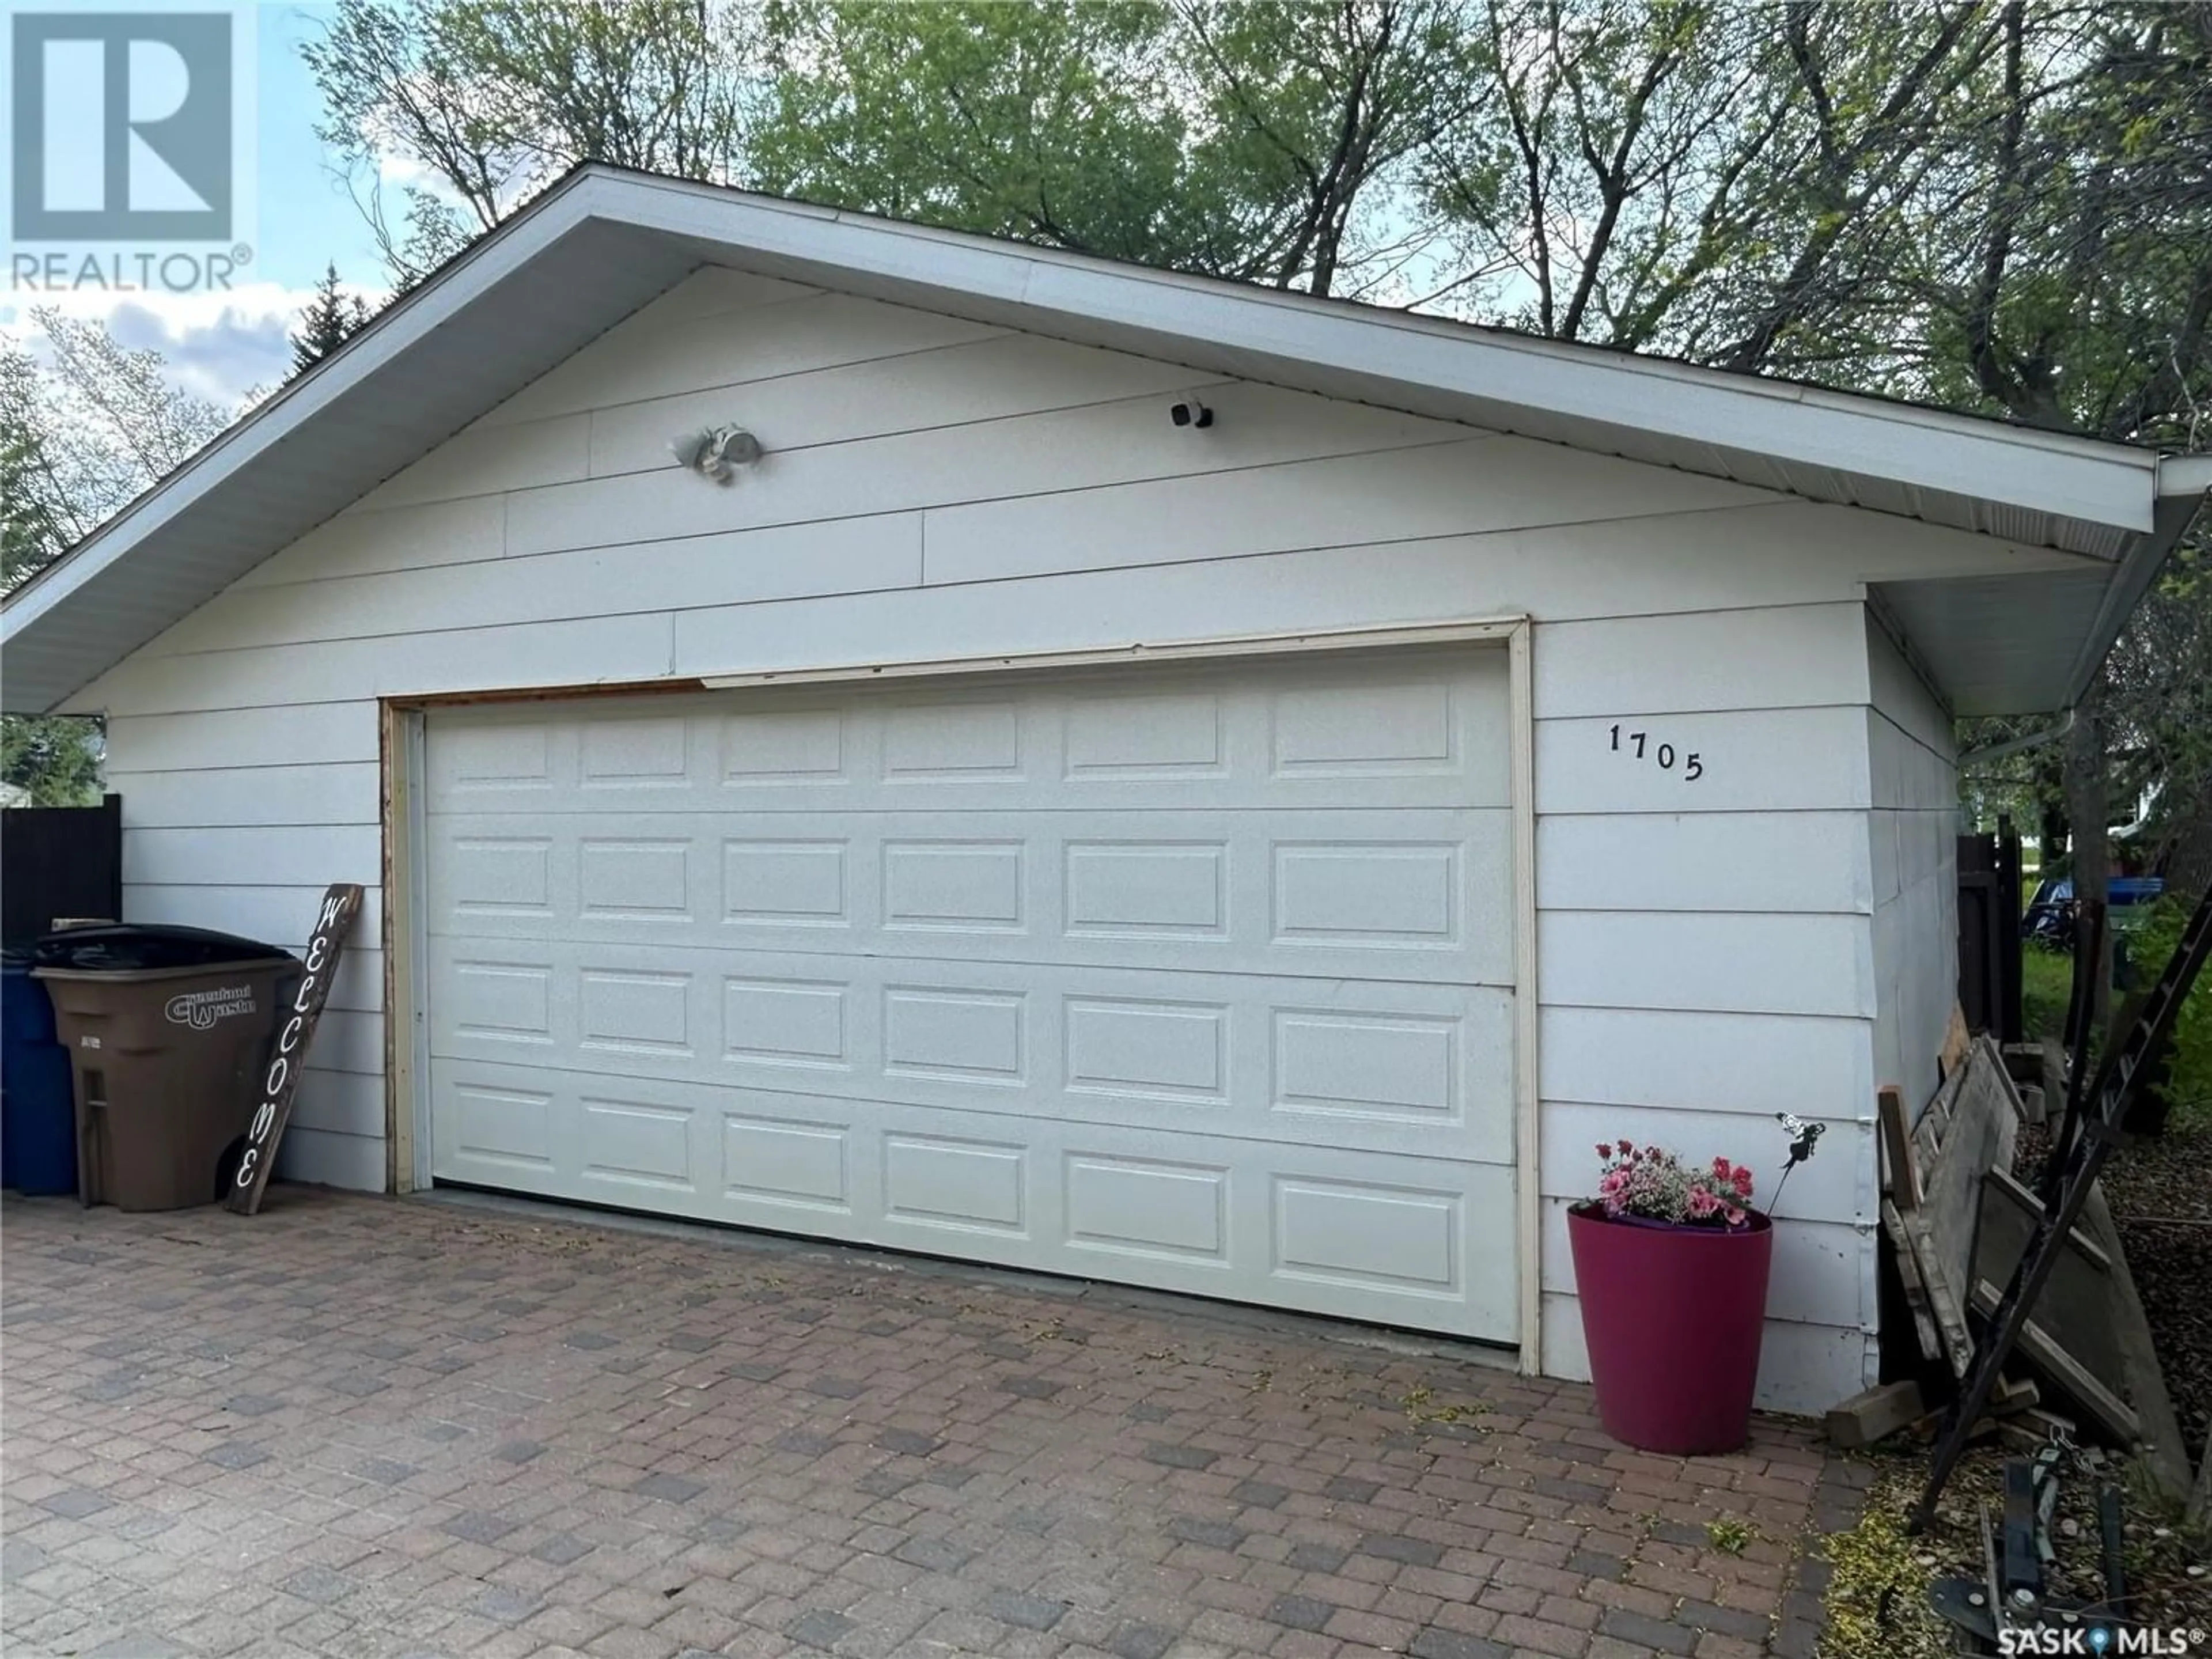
1957;816;2024;1043
2;794;122;947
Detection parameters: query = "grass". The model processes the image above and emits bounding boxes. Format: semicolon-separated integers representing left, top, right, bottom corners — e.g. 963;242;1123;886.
1706;1516;1756;1555
2021;916;2212;1133
2022;945;2073;1046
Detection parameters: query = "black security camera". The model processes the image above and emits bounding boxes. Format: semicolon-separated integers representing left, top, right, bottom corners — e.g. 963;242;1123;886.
1169;397;1214;429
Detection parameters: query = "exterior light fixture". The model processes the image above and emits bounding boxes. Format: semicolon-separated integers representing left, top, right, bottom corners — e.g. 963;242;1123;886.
671;425;763;482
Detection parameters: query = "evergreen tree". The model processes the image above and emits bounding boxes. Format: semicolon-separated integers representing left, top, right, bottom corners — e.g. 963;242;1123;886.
289;263;370;375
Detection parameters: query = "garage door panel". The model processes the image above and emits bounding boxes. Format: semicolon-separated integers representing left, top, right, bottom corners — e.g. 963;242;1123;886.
437;833;558;919
445;955;560;1050
430;1055;1517;1340
427;647;1519;1342
430;937;1512;1161
445;1077;556;1176
424;654;1509;816
574;1095;700;1196
430;720;558;800
427;807;1513;985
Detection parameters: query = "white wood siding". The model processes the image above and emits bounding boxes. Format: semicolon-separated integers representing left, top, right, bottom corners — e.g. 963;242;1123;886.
75;268;2037;1411
1867;611;1961;1111
1528;601;1884;1412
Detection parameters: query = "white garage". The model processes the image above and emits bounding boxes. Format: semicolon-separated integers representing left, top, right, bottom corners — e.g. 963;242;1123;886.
8;166;2198;1411
423;646;1524;1339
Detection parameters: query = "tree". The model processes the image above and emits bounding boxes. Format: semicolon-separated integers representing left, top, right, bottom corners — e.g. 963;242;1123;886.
0;713;103;808
1922;2;2212;1004
755;3;1192;264
1;341;69;592
307;0;1482;300
2;339;99;805
290;263;372;375
1416;0;2005;364
304;0;756;283
1149;0;1487;297
2;313;234;806
760;1;1482;297
754;3;1206;268
29;305;232;532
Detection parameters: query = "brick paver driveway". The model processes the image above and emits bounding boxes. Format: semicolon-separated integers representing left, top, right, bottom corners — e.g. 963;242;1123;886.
1;1190;1854;1659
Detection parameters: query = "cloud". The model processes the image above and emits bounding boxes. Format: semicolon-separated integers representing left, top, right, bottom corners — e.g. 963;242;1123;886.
1;276;388;410
377;147;457;194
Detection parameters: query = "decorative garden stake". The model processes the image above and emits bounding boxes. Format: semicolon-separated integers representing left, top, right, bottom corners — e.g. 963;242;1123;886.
1566;1118;1817;1455
1772;1112;1825;1212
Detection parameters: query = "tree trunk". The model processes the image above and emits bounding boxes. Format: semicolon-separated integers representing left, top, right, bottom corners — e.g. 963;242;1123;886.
2065;681;2111;1033
2039;803;2067;881
2158;776;2212;901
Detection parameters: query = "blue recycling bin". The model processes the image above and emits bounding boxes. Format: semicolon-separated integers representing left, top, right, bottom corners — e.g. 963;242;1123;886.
2;952;78;1195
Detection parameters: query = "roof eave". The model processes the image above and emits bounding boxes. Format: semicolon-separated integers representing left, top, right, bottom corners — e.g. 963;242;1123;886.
2063;478;2209;706
3;165;2185;718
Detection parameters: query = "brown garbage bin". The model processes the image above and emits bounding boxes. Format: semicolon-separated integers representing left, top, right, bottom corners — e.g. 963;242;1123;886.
32;925;300;1211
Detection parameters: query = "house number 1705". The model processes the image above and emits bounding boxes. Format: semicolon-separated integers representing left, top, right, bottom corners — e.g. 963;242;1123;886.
1611;725;1703;781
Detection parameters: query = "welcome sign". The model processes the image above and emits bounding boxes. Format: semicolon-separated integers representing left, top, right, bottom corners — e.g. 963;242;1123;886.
225;882;362;1216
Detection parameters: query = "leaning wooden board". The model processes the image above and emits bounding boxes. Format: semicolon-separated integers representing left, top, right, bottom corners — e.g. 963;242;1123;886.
1969;1279;2141;1444
1920;1039;2021;1321
1880;1198;1945;1366
225;883;363;1215
1876;1042;2025;1381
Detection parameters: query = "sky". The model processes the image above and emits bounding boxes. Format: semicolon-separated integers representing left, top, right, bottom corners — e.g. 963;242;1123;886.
4;1;392;407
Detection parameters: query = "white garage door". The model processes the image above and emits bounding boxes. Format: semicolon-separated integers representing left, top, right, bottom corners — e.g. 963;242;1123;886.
425;647;1520;1339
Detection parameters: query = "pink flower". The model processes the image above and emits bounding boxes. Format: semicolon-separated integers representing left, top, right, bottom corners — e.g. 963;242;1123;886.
1596;1143;1612;1158
1725;1206;1747;1227
1687;1188;1720;1219
1599;1170;1627;1198
1616;1140;1634;1157
1732;1166;1755;1196
1711;1155;1731;1178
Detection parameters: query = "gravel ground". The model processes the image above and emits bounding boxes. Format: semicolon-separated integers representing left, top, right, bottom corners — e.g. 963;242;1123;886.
2109;1139;2212;1465
1821;1441;2212;1657
1933;1114;2212;1639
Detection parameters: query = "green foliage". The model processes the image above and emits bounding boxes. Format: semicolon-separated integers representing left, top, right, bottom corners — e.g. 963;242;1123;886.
2021;945;2075;1048
2134;896;2212;1130
754;2;1204;264
5;308;231;810
1;338;67;592
0;717;103;808
755;0;1480;294
290;263;372;377
1;335;105;808
303;0;752;281
26;305;230;530
1705;1516;1755;1556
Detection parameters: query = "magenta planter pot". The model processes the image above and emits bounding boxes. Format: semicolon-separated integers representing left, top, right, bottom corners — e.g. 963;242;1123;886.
1566;1203;1774;1455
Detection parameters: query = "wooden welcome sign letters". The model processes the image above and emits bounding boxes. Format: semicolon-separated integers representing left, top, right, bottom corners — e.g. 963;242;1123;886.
225;882;364;1215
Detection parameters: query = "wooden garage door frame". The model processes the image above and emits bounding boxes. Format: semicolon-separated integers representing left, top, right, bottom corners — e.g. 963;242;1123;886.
380;617;1542;1369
